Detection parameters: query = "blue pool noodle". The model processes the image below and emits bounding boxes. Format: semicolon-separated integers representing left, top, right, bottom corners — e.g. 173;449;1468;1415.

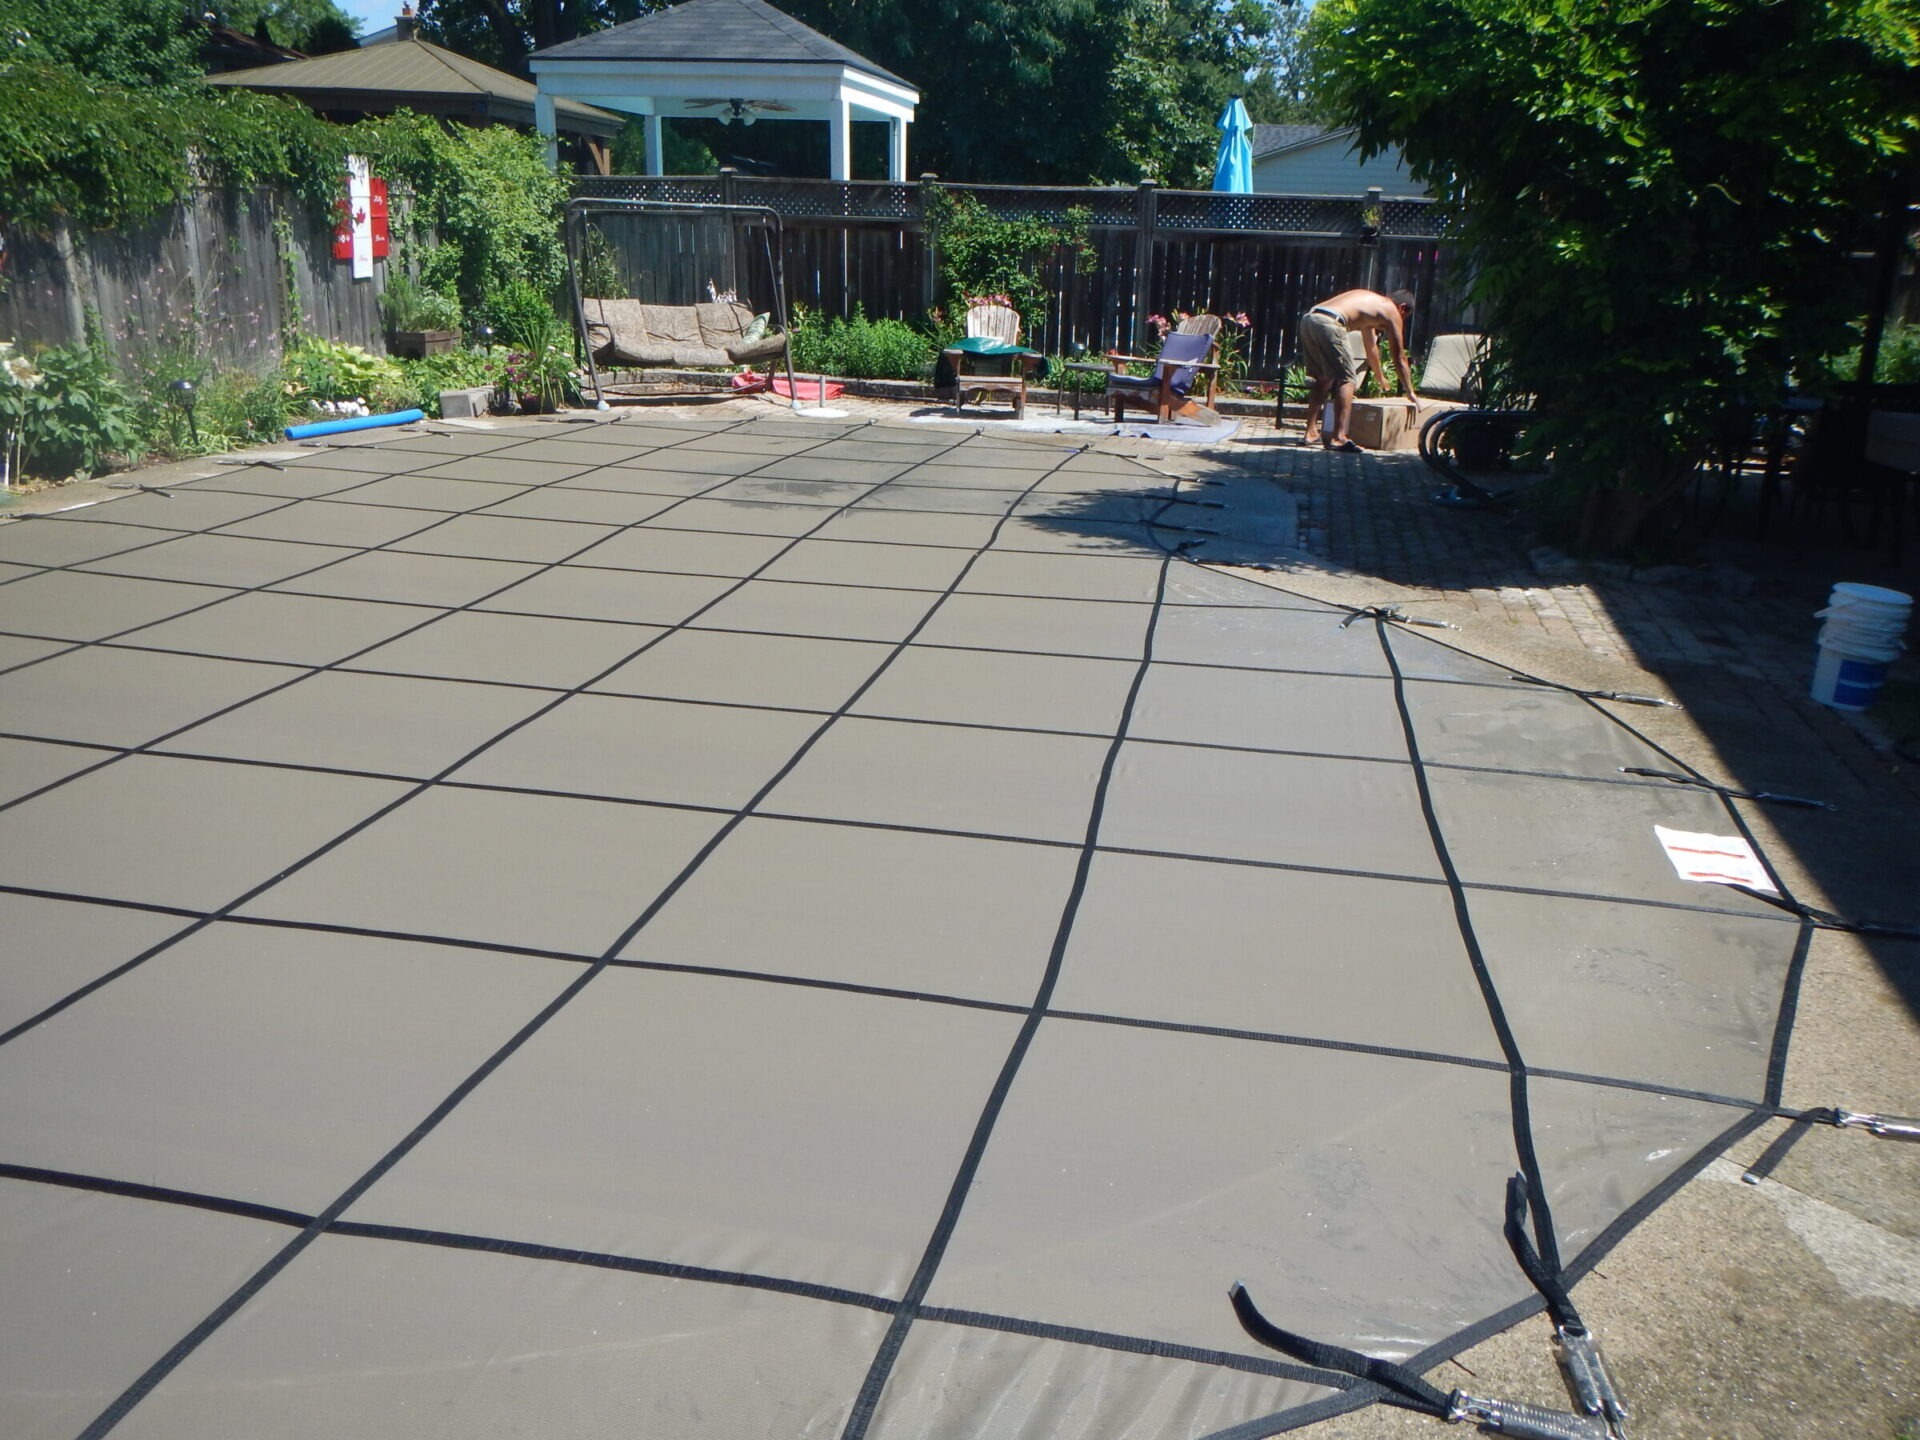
285;408;425;441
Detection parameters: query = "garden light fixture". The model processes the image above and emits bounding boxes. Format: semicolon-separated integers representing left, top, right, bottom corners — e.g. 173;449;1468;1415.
167;378;198;444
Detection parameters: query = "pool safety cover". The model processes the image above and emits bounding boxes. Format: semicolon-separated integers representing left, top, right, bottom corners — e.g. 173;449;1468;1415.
0;417;1805;1439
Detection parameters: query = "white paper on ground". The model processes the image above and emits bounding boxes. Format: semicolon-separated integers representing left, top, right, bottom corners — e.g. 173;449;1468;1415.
1654;825;1778;893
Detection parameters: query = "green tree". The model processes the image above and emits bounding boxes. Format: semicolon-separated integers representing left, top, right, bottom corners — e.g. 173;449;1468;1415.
214;0;362;52
416;0;1270;182
1243;1;1326;125
1;0;205;86
1315;0;1920;547
419;0;661;74
779;0;1274;184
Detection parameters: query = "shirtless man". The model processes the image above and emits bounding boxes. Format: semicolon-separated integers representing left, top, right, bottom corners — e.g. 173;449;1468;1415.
1298;288;1419;451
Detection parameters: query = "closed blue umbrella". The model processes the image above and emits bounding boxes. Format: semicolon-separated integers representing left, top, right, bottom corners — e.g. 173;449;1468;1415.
1212;97;1254;193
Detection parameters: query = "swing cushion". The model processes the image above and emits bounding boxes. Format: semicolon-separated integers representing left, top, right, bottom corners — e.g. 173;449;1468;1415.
583;299;788;368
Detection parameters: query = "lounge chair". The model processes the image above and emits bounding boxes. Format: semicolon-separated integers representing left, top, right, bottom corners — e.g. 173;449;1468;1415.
943;302;1039;418
1104;330;1220;424
1418;332;1489;403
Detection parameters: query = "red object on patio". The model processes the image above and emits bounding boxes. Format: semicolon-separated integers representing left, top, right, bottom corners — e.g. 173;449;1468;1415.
770;374;843;400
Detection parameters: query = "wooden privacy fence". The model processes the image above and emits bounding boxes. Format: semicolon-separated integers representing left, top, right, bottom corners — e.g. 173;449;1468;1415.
0;186;398;374
574;173;1466;380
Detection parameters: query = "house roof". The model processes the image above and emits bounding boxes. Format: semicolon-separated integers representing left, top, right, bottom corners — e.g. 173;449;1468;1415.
531;0;913;91
206;37;626;137
1250;124;1356;160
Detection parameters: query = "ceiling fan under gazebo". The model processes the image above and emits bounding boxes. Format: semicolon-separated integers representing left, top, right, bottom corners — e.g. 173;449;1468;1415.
684;97;795;125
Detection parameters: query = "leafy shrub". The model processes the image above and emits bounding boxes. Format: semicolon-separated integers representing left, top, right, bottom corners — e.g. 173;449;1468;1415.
479;281;565;354
788;306;933;380
1824;322;1920;387
379;273;463;333
284;337;411;410
141;368;301;456
383;351;509;416
0;343;143;481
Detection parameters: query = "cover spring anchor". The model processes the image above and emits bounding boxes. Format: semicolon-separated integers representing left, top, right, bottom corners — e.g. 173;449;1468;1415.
1553;1326;1629;1433
1447;1389;1612;1439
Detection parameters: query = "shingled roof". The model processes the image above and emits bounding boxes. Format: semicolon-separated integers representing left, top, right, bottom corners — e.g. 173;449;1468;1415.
1251;124;1348;158
532;0;913;90
207;37;625;137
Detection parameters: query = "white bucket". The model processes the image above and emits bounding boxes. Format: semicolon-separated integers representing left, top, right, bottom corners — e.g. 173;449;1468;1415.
1811;644;1892;711
1816;580;1908;644
1809;583;1908;710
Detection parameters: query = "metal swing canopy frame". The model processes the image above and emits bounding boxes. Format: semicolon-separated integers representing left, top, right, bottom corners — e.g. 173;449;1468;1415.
564;197;803;406
528;0;920;179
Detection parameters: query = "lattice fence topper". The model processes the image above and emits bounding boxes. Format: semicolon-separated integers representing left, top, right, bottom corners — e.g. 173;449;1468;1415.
0;411;1833;1440
574;176;1446;237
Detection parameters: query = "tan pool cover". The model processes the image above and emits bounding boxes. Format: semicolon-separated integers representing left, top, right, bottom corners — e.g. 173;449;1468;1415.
0;417;1804;1439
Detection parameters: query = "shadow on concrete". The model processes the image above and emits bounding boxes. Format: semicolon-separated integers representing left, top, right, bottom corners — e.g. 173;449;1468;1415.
1025;436;1920;1026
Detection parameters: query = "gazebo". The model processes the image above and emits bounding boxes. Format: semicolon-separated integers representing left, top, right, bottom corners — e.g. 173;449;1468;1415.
528;0;918;181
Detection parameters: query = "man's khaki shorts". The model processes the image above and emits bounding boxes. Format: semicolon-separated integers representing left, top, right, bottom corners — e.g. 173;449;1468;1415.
1299;310;1359;386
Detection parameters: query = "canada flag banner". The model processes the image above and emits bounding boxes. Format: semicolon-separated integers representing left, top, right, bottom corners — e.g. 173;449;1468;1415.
329;157;391;274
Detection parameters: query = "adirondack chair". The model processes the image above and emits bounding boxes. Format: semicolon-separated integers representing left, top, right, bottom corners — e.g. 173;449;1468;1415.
1104;329;1221;424
943;302;1039;418
1172;314;1223;408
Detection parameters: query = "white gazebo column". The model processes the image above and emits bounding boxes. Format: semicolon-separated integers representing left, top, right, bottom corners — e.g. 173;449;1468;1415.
534;91;559;169
644;114;665;175
888;116;907;182
828;97;851;181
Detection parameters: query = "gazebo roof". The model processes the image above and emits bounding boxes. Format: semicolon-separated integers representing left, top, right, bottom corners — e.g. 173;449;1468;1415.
206;38;626;139
533;0;913;91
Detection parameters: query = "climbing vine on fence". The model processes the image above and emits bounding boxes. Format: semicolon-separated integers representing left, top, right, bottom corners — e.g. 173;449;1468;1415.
0;63;349;230
0;69;564;319
925;189;1095;332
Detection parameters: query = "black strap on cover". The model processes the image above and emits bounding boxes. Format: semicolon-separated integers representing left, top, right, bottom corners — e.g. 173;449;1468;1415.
1227;1282;1450;1417
1727;885;1920;941
1503;1174;1581;1333
1743;1108;1839;1184
1619;766;1835;811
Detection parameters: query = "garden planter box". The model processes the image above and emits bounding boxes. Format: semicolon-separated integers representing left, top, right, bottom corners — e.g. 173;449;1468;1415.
388;329;458;358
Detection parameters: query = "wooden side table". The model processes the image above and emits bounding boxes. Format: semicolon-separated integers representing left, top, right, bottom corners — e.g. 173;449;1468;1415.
1062;362;1111;419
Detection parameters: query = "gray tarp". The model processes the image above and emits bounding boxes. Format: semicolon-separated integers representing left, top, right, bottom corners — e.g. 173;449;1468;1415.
0;417;1803;1438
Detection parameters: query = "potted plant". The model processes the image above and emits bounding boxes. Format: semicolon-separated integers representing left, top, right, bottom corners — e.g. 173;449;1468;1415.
497;298;579;413
380;274;463;358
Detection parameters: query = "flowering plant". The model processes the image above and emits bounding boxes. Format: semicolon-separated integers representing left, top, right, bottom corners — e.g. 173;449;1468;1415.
0;340;40;487
500;344;577;411
963;293;1016;311
1216;312;1253;393
1146;312;1252;392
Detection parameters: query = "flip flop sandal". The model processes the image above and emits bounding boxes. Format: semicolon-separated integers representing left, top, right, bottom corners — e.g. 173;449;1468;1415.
1324;438;1363;453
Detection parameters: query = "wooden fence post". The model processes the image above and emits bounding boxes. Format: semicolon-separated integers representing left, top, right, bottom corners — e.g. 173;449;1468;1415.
1132;180;1158;351
50;217;90;349
919;173;940;316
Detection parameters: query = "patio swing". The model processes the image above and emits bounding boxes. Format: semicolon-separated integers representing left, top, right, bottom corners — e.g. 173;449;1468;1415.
563;197;804;407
